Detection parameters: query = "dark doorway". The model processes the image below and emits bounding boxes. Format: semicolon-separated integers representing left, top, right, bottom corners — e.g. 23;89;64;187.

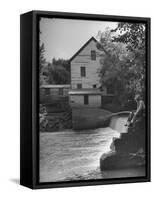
84;94;89;105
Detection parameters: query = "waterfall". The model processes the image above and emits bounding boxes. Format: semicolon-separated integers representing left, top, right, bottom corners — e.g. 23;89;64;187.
109;116;128;133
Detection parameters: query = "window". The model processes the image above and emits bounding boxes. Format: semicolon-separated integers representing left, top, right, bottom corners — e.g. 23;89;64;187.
93;84;97;88
81;66;86;77
91;50;96;60
77;84;82;89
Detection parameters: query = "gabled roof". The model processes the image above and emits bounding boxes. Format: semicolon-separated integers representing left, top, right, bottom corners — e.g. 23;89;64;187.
69;37;98;62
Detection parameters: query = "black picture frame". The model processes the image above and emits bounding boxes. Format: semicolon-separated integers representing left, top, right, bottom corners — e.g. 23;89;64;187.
20;10;151;189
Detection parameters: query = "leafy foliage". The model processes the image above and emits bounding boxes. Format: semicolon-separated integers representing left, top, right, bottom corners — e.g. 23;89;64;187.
46;62;70;84
112;23;146;98
39;44;70;85
39;43;46;71
112;22;145;51
52;58;70;73
97;24;146;107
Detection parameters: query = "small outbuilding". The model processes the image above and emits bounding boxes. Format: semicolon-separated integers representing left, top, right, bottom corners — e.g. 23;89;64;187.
40;84;70;103
69;89;103;107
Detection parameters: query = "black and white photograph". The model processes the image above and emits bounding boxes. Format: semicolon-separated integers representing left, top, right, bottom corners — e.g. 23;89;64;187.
0;0;153;196
39;16;149;183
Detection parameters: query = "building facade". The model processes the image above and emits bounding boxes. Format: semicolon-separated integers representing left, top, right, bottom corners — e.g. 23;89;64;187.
70;37;102;89
69;37;106;107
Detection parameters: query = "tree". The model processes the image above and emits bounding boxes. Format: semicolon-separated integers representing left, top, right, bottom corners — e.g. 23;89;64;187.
97;29;132;105
39;43;49;85
52;58;70;73
112;23;146;97
39;43;46;72
97;24;146;107
39;44;70;85
47;62;70;84
112;22;145;51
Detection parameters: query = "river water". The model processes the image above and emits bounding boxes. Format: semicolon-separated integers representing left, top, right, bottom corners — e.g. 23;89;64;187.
40;117;129;182
40;117;145;182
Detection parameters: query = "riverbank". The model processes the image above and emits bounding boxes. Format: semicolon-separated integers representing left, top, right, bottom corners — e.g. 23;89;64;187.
40;109;72;132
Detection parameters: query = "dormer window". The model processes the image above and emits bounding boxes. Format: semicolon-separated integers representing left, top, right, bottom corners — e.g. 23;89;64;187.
91;50;96;60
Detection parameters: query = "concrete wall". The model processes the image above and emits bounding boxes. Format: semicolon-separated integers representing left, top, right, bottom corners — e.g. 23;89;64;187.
71;40;103;89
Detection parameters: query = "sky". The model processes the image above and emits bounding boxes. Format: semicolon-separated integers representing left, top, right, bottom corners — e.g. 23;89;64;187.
40;18;118;62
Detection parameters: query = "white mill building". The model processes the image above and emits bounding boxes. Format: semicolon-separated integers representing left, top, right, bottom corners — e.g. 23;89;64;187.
69;37;108;107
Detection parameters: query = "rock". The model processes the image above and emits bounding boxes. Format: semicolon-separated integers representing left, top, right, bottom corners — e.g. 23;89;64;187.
100;116;146;170
100;151;145;170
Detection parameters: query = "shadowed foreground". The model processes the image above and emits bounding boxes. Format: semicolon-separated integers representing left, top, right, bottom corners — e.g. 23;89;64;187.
100;113;146;175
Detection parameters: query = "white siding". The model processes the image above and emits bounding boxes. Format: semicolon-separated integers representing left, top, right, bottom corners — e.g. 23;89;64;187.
89;95;101;107
71;39;102;89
